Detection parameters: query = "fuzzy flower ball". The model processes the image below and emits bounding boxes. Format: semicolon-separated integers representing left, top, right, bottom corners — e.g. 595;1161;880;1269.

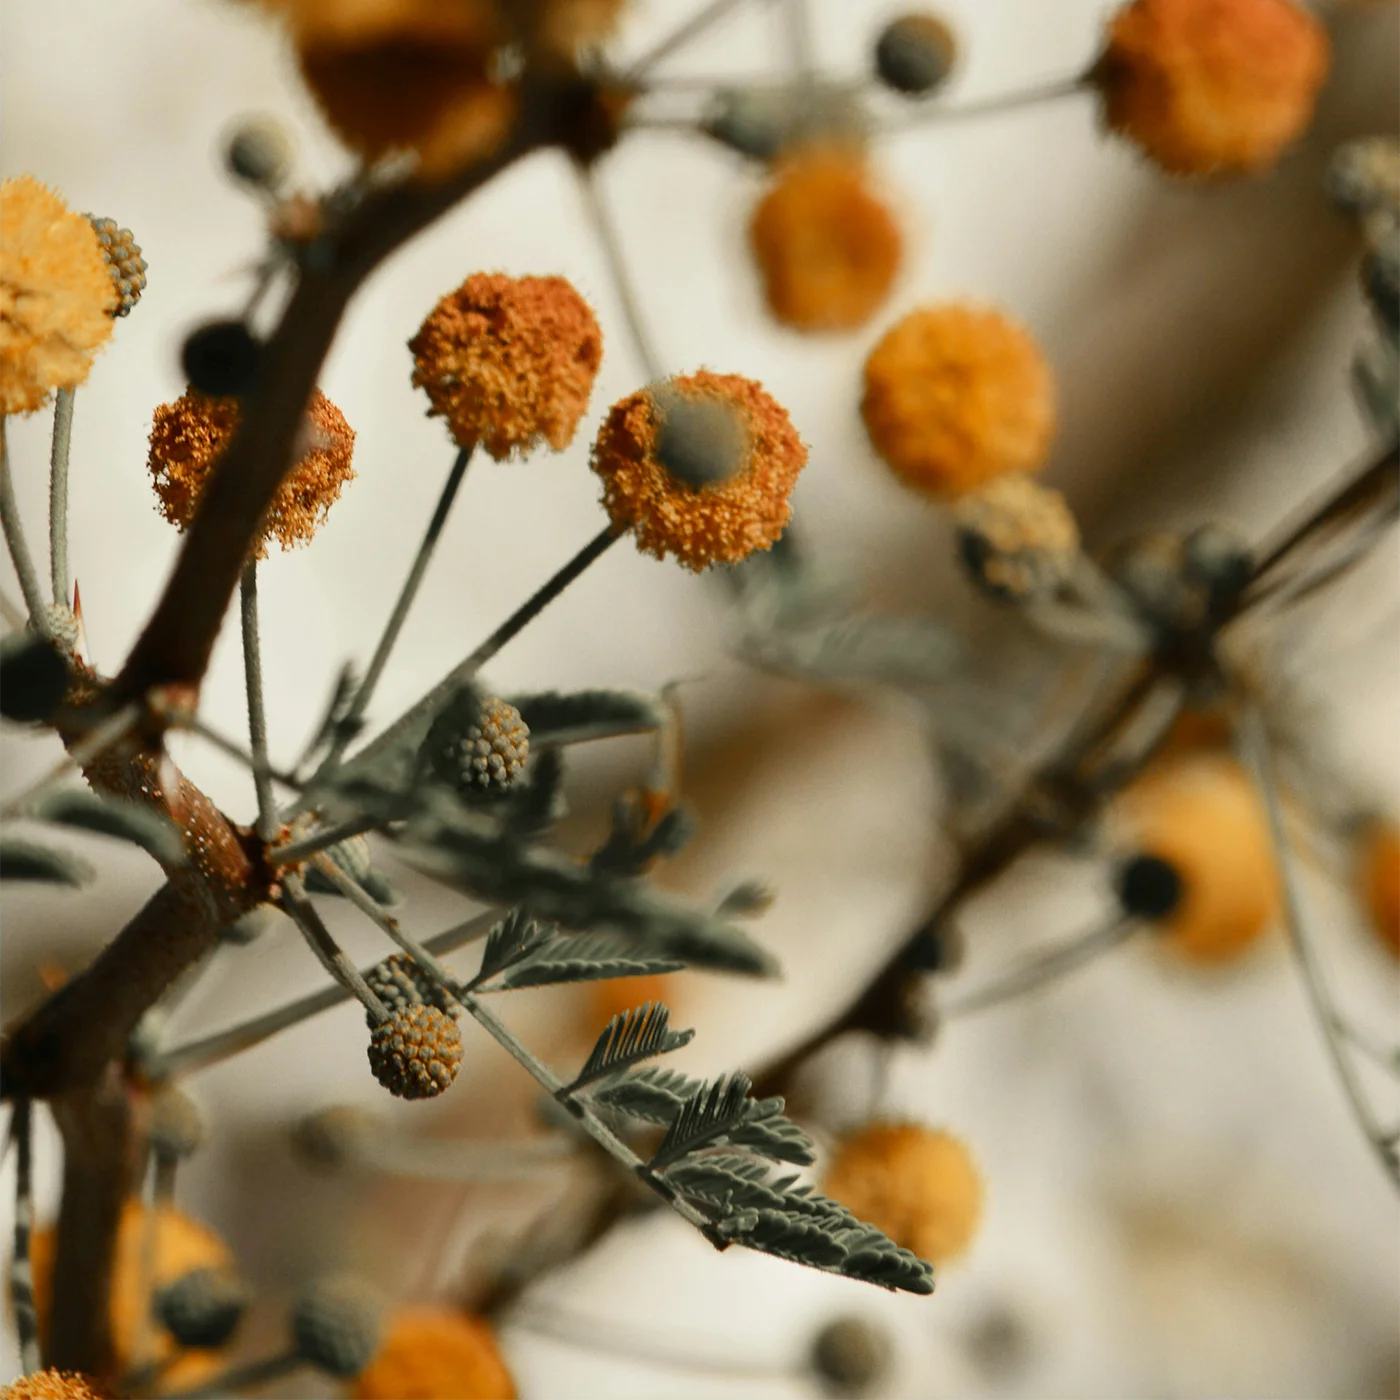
1358;820;1400;959
1;175;116;415
353;1308;516;1399
749;148;903;332
1118;755;1280;962
862;303;1056;498
29;1200;233;1391
1095;0;1330;177
1;1373;110;1400
411;273;603;459
147;388;355;557
286;0;515;178
953;472;1080;602
591;370;808;571
822;1122;983;1265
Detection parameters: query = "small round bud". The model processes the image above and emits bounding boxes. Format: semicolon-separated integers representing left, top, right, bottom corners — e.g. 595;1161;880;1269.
0;633;70;723
181;320;261;398
293;1275;384;1378
874;13;958;96
148;1083;205;1160
362;952;458;1028
810;1316;893;1397
1115;851;1184;921
155;1267;250;1348
1181;522;1253;607
368;1005;463;1100
953;474;1079;603
225;119;294;190
425;692;530;795
704;86;791;161
294;1105;379;1171
87;216;147;317
653;387;748;488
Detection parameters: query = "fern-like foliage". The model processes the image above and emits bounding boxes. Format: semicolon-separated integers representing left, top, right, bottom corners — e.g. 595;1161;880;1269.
589;1065;704;1124
467;907;554;989
567;1002;695;1092
495;933;686;989
508;689;668;746
647;1073;815;1169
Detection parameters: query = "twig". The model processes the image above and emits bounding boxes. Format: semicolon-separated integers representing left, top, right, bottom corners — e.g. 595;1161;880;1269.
576;164;664;382
10;1099;40;1374
625;0;752;80
268;811;383;868
882;74;1090;133
1233;700;1400;1189
312;445;476;782
147;907;501;1080
941;917;1138;1021
0;418;50;631
49;388;75;608
278;873;391;1024
240;562;278;841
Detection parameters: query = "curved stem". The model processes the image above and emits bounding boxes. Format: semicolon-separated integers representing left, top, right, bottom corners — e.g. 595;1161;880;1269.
624;0;751;80
0;419;49;631
49;388;75;607
240;562;277;841
884;73;1090;133
10;1099;40;1374
278;873;390;1025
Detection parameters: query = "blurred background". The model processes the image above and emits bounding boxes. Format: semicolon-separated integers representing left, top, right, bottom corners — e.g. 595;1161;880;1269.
2;0;1398;1394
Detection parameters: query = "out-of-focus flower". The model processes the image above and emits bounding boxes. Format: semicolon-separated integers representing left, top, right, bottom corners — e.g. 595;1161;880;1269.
1358;819;1400;959
952;473;1080;603
0;1372;109;1400
1;175;116;415
353;1307;516;1399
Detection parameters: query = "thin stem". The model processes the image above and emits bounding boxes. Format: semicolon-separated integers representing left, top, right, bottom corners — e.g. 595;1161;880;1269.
1334;1017;1400;1081
269;811;382;868
625;0;752;79
240;562;277;841
576;165;665;383
350;1132;582;1183
0;702;140;821
884;73;1090;133
279;873;390;1024
10;1099;40;1374
1233;701;1400;1189
147;907;501;1079
312;446;475;783
166;1351;301;1400
49;388;75;607
0;419;50;630
941;917;1138;1021
324;526;621;799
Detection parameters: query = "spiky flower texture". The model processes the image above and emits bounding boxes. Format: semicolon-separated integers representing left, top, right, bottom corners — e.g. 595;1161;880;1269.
411;273;603;459
353;1308;516;1400
823;1122;983;1265
0;1373;109;1400
749;149;903;332
592;371;808;570
147;387;355;557
368;1004;464;1099
1095;0;1329;177
862;303;1056;498
0;175;115;415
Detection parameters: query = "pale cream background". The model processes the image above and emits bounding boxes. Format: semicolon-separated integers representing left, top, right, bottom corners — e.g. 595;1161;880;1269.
2;1;1398;1395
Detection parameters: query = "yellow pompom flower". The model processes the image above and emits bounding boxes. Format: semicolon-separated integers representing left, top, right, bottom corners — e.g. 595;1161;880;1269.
29;1200;233;1391
822;1121;983;1265
1;175;116;415
1094;0;1330;177
1118;755;1281;962
861;303;1056;498
353;1307;515;1400
749;148;903;332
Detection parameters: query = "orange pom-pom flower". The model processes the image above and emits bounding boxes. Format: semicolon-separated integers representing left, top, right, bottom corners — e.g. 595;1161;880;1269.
1094;0;1330;176
353;1307;515;1400
862;303;1056;498
1357;820;1400;959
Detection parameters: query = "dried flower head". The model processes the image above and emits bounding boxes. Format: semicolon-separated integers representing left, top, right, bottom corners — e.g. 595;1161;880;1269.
591;370;808;571
1094;0;1330;177
0;1372;109;1400
1358;819;1399;959
874;12;959;96
147;387;355;557
953;473;1080;602
88;216;147;317
1117;755;1280;962
30;1200;233;1391
353;1307;516;1400
411;273;603;459
862;303;1056;498
364;951;460;1025
822;1121;983;1265
285;0;515;178
293;1275;384;1377
749;148;902;331
1;174;116;415
425;694;531;794
368;1004;464;1099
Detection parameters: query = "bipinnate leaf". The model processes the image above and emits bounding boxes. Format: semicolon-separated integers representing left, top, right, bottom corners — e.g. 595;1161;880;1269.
32;789;186;866
469;907;553;987
590;1066;704;1124
568;1002;694;1090
0;838;93;886
509;689;668;747
497;934;685;989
